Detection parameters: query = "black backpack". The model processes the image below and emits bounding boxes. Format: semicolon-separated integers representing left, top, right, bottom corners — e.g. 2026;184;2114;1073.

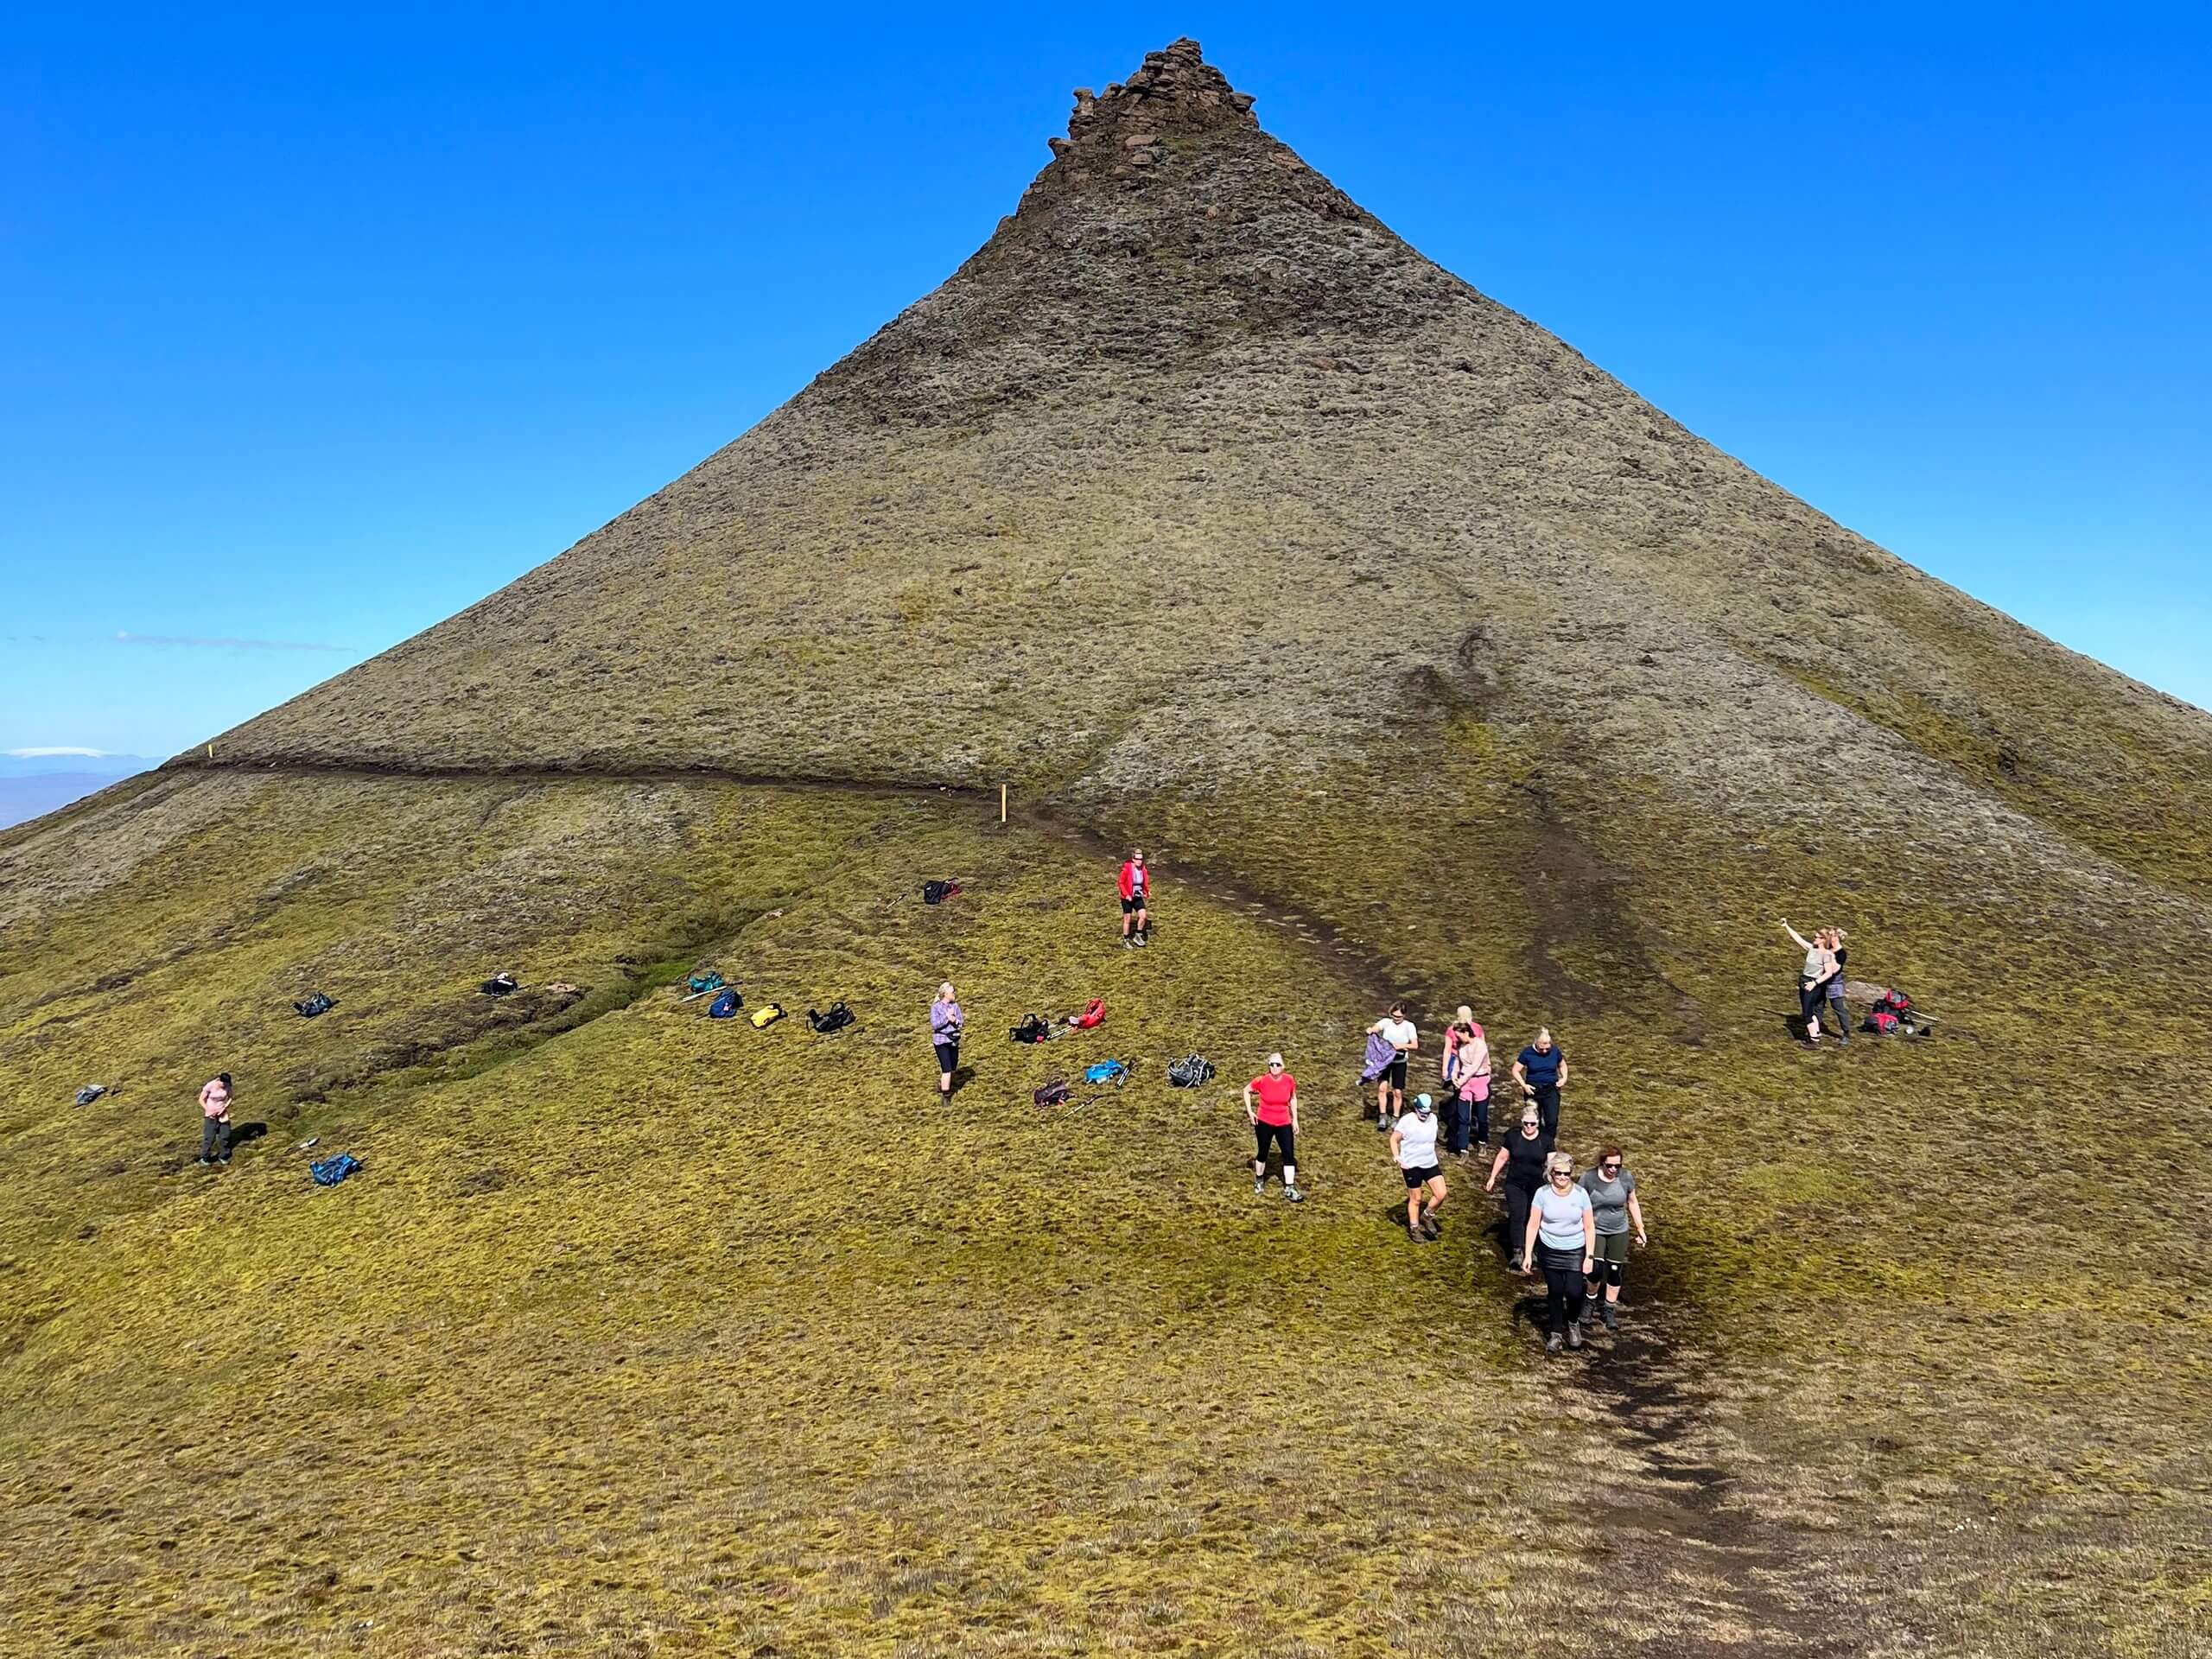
922;879;962;906
480;973;517;997
807;1001;855;1033
1166;1054;1215;1088
1033;1077;1071;1108
295;991;334;1018
1009;1014;1051;1044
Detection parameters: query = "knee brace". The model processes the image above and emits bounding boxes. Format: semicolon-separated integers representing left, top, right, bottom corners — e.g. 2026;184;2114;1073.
1604;1260;1624;1288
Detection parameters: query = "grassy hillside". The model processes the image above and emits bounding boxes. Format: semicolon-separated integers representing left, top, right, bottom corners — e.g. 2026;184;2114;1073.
2;770;2204;1656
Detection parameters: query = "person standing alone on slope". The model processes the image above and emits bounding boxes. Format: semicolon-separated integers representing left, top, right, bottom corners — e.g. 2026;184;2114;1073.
930;982;963;1101
1118;849;1152;948
1244;1052;1305;1203
196;1071;234;1166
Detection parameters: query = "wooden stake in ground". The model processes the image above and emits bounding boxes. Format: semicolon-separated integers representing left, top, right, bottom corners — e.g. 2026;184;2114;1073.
1001;783;1007;824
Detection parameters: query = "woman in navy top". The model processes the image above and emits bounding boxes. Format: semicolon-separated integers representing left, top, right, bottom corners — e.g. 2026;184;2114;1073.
1511;1027;1567;1142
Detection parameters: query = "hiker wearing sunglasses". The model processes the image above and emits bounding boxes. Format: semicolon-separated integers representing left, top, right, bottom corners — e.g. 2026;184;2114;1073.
1440;1006;1491;1154
1510;1027;1567;1143
1118;849;1151;948
1579;1146;1646;1332
930;982;963;1101
1390;1092;1447;1240
1244;1052;1305;1203
1522;1150;1596;1352
1782;919;1838;1046
1366;1003;1418;1128
196;1071;234;1166
1484;1106;1552;1270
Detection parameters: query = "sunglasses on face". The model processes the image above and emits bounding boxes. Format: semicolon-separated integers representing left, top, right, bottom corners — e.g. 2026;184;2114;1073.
1267;1062;1282;1071
1601;1163;1621;1173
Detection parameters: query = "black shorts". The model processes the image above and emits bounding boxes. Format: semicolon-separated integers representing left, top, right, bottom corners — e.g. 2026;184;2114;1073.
1121;893;1148;914
1254;1121;1294;1166
932;1040;959;1072
1402;1164;1442;1188
1382;1058;1408;1092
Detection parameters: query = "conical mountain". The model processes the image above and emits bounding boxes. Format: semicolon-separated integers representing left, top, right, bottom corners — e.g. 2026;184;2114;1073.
6;41;2209;1656
202;39;2210;906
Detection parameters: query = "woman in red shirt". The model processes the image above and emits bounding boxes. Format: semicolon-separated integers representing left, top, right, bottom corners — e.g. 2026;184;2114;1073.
1243;1053;1305;1203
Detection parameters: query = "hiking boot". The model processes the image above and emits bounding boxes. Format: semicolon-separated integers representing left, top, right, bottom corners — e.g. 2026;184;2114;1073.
1284;1185;1306;1204
1122;938;1134;950
1506;1253;1522;1273
1254;1177;1267;1197
1601;1303;1618;1332
215;1157;230;1166
1545;1332;1563;1354
195;1157;212;1166
1421;1214;1441;1240
1406;1221;1424;1243
1566;1321;1583;1351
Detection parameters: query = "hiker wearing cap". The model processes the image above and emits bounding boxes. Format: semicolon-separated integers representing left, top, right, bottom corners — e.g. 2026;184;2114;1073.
1579;1146;1647;1332
1484;1107;1552;1271
1366;1004;1418;1129
1818;927;1851;1046
1522;1150;1596;1352
1510;1027;1567;1142
1440;1006;1491;1154
1244;1053;1305;1204
1390;1092;1447;1240
930;983;963;1101
1118;850;1152;948
196;1072;234;1166
1782;919;1837;1046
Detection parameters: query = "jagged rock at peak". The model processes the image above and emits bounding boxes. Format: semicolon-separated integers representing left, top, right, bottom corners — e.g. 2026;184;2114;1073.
199;38;2212;906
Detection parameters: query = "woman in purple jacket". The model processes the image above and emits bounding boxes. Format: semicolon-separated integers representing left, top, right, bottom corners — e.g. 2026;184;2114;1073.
930;982;963;1100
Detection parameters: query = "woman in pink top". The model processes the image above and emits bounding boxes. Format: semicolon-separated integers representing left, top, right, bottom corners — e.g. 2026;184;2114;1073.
1440;1007;1492;1153
197;1072;234;1166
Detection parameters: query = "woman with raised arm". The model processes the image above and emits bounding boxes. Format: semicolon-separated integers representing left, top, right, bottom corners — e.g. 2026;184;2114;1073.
1781;919;1837;1046
1510;1027;1567;1142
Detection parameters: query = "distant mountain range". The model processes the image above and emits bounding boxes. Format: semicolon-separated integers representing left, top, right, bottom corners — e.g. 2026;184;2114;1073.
0;753;156;829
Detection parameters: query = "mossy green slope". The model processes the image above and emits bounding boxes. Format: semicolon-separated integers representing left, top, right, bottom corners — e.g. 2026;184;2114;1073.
2;770;2206;1655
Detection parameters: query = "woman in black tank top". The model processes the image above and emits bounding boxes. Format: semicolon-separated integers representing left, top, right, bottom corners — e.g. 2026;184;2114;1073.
1484;1110;1553;1269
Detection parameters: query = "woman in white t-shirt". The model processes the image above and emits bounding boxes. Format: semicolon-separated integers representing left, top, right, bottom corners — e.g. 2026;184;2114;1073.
1366;1003;1419;1128
1389;1092;1447;1241
1522;1150;1595;1352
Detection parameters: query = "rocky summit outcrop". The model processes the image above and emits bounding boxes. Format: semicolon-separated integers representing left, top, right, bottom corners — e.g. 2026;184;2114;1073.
195;40;2211;911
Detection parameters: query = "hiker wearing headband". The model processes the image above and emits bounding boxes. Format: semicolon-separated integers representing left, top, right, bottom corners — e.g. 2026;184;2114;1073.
1118;849;1152;948
1389;1092;1447;1241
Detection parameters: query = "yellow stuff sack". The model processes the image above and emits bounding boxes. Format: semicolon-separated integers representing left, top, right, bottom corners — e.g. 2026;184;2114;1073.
750;1003;785;1028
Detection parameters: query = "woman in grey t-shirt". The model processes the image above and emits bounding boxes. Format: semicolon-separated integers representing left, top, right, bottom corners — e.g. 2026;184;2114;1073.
1579;1146;1647;1332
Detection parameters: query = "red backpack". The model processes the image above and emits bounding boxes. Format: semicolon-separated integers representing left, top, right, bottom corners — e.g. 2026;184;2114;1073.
1070;998;1105;1031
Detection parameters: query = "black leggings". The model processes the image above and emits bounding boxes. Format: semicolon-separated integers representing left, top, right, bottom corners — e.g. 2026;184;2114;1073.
1253;1121;1295;1171
1528;1085;1560;1142
1538;1245;1586;1333
1504;1182;1536;1261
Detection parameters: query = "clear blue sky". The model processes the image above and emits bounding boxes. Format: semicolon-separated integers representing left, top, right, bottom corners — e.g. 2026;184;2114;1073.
3;3;2206;757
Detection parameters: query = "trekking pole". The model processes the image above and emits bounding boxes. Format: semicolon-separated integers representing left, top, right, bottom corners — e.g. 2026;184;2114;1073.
1001;783;1007;824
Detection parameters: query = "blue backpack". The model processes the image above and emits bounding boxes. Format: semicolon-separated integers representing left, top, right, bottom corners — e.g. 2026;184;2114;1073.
1084;1059;1128;1088
708;988;741;1019
310;1153;362;1187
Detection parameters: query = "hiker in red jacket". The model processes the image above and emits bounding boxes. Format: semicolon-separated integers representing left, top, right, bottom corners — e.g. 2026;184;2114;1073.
1118;849;1152;948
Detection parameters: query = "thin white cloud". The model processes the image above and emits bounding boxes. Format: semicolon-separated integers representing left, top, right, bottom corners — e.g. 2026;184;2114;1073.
6;746;110;758
115;631;345;652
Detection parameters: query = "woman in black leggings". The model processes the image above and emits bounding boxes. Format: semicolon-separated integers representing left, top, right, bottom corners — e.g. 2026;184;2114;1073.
1484;1105;1551;1270
1522;1150;1596;1353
